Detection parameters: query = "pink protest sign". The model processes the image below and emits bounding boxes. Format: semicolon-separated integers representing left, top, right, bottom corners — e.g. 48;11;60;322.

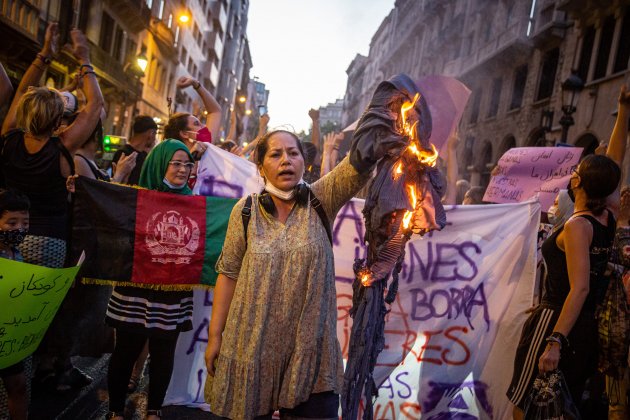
415;76;471;154
483;147;583;211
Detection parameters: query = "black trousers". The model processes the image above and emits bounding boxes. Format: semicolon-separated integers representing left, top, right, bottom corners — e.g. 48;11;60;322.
107;329;179;412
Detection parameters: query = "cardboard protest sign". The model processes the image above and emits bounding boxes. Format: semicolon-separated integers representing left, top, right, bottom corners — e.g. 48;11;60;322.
0;258;81;369
483;147;582;211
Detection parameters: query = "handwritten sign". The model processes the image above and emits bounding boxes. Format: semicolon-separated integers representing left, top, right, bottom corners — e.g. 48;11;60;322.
483;147;582;211
0;258;80;369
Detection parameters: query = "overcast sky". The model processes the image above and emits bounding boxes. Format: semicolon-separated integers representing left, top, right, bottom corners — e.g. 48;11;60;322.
247;0;394;133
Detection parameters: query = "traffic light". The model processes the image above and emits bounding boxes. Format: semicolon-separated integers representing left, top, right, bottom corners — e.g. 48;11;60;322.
102;135;125;153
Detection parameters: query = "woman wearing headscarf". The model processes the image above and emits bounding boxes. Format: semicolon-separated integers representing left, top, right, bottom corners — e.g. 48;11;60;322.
105;140;195;420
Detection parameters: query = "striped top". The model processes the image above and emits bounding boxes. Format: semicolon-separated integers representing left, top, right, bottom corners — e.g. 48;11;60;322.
105;286;193;338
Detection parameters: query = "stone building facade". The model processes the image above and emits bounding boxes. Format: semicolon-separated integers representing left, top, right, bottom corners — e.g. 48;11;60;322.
341;0;630;187
0;0;252;140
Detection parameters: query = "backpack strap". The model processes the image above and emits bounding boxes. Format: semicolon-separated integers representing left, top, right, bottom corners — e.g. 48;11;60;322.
241;195;253;247
310;192;333;245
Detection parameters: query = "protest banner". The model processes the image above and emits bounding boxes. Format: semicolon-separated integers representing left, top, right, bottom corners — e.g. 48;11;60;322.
0;258;81;369
483;146;582;211
165;146;539;419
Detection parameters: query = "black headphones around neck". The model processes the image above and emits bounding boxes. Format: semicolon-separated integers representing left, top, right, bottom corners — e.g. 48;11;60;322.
259;183;310;215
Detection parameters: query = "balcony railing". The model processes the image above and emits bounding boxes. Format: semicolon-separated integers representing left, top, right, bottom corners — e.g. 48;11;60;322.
0;0;40;40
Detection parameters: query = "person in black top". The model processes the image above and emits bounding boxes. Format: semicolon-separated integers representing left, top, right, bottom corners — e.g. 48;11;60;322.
0;24;104;391
507;85;630;419
112;115;157;185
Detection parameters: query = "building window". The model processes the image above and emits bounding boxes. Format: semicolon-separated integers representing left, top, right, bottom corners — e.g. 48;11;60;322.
593;15;616;80
112;28;125;63
536;47;559;101
167;13;173;28
145;0;153;9
614;8;630;73
487;77;502;118
510;65;528;110
174;26;180;46
469;91;481;124
180;47;187;64
577;25;595;81
158;0;165;19
99;12;115;53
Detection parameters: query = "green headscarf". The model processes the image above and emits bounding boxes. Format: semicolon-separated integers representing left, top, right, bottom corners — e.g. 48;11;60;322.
138;139;194;195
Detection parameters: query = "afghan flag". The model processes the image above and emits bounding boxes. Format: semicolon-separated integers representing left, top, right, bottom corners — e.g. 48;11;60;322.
70;176;237;289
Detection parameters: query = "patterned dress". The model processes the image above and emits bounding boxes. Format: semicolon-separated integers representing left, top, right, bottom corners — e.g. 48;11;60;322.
207;157;367;419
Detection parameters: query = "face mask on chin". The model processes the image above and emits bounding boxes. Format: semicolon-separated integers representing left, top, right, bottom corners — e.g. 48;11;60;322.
0;228;28;247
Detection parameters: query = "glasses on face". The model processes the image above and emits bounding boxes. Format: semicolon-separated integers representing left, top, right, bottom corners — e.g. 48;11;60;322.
168;160;195;170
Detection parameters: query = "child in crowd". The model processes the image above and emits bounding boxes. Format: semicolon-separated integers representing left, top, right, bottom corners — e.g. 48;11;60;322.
0;189;30;420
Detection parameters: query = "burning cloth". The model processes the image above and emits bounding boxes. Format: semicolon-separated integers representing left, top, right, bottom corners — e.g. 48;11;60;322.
342;74;447;419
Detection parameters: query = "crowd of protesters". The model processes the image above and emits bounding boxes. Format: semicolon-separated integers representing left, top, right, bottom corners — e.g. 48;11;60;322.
1;20;630;420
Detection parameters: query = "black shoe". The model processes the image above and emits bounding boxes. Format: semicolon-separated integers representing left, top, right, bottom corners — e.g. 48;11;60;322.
56;366;93;391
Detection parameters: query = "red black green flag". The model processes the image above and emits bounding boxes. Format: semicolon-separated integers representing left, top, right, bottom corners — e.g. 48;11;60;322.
70;176;237;289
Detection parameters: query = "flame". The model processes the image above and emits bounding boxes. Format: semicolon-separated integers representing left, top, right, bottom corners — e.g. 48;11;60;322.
402;211;413;229
407;142;439;167
361;273;371;287
395;162;403;174
401;93;420;138
408;185;417;208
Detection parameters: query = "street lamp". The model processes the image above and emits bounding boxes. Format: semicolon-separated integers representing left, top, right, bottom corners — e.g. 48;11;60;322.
178;12;190;23
136;48;148;73
238;96;246;103
559;71;584;144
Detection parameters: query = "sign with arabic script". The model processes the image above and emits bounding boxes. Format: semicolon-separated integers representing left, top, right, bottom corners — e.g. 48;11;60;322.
0;258;81;368
483;147;582;211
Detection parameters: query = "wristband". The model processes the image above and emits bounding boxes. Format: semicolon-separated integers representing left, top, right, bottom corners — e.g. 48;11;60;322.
545;336;562;348
81;70;96;77
36;53;52;65
550;331;569;349
79;64;94;72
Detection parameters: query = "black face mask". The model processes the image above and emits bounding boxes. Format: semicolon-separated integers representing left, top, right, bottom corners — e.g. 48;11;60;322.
0;228;28;247
567;185;575;202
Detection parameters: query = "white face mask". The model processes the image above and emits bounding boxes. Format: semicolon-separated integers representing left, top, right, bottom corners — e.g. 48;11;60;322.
547;205;559;225
264;179;306;201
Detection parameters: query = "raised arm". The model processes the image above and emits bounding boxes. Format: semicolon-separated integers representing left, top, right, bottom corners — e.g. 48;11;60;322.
226;110;237;141
2;22;58;135
309;108;320;152
243;113;269;158
177;76;222;142
607;84;630;167
442;132;460;205
59;29;104;154
0;63;13;109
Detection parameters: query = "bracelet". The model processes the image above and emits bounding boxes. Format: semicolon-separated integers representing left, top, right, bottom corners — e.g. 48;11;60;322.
332;146;340;151
550;331;570;349
81;70;96;77
545;336;562;348
36;53;51;65
79;64;93;72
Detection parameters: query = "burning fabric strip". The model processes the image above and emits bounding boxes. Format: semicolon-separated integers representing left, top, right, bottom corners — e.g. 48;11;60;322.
342;74;447;420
